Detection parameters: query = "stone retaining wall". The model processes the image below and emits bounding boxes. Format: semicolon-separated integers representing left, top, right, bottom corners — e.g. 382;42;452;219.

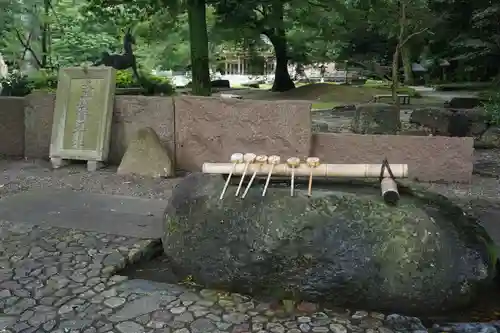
311;133;473;182
0;92;474;182
0;97;24;157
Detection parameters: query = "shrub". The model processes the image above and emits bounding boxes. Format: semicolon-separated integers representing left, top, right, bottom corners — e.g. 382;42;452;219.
0;71;33;96
115;70;174;95
115;70;138;88
0;68;174;97
434;82;494;91
29;70;58;91
140;72;175;96
482;91;500;126
0;69;58;96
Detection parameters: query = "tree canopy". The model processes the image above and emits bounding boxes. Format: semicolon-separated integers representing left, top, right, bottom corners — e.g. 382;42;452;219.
0;0;498;95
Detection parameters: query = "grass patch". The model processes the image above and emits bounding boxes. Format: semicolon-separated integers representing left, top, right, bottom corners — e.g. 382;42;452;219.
220;81;433;107
311;101;342;109
282;83;419;105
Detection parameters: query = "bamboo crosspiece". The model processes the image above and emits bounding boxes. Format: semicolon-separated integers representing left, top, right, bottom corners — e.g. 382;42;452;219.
219;153;244;200
242;155;268;198
306;157;320;196
262;155;280;196
235;153;256;196
287;157;301;196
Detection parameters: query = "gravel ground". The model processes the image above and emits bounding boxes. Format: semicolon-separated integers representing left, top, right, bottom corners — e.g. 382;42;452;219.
0;159;182;201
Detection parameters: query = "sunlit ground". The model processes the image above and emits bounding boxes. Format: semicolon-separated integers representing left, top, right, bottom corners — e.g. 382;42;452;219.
227;81;441;109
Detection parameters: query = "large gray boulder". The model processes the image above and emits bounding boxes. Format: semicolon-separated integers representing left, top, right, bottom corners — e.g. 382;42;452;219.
410;107;500;147
446;97;483;109
351;103;401;134
117;127;174;178
163;173;498;315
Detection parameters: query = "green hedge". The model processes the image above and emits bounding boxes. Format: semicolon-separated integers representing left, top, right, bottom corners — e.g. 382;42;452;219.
0;69;174;97
434;82;494;91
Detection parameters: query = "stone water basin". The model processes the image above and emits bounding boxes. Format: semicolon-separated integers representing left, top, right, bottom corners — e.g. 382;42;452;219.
161;174;497;315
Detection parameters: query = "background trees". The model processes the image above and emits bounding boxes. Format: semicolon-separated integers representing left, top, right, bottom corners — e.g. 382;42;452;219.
0;0;498;95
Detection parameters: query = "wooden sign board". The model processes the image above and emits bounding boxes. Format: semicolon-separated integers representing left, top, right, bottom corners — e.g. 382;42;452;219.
49;67;116;171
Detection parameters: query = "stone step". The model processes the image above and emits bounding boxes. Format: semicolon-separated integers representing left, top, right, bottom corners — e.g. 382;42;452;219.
0;189;167;238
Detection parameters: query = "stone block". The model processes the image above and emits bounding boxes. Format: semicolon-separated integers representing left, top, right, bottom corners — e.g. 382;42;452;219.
0;97;25;157
311;133;473;182
174;96;312;171
24;92;56;159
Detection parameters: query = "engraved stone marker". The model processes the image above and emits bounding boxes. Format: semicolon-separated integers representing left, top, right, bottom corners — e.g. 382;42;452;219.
50;67;116;171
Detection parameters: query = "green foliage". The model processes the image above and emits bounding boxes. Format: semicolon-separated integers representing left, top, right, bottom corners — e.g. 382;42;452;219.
115;69;175;95
0;68;174;97
434;82;494;91
0;71;33;96
0;69;57;96
139;71;175;95
115;70;138;88
29;70;58;90
482;91;500;126
427;0;500;80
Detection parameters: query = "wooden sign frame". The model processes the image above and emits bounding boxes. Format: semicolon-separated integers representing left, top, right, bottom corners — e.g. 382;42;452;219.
49;67;116;166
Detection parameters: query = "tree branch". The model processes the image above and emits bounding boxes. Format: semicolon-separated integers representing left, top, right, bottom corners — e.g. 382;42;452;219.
48;0;65;34
20;30;34;60
399;28;431;48
254;6;266;17
307;0;330;9
14;28;44;68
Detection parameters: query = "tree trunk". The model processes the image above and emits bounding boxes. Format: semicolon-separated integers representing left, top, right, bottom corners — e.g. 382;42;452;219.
21;9;39;73
392;0;405;110
391;47;400;110
187;0;211;96
268;0;295;92
41;0;50;68
270;35;295;92
401;44;413;85
344;60;349;84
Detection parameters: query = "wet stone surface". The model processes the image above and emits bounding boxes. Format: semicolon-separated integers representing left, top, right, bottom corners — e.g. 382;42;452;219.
0;219;462;333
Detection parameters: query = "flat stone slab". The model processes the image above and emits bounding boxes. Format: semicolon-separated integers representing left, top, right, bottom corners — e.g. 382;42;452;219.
311;133;473;182
0;189;167;238
174;95;312;171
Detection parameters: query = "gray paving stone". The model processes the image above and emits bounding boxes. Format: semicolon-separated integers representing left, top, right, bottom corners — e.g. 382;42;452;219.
0;315;17;330
109;294;164;322
190;318;216;333
104;296;126;308
116;321;146;333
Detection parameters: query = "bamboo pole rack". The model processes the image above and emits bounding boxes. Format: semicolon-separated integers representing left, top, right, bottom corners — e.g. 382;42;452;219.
202;162;408;179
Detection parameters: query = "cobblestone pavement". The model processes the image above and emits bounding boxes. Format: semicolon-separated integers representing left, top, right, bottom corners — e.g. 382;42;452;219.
0;220;441;333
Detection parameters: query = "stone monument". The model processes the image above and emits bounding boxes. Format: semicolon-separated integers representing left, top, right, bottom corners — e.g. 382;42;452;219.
49;66;116;171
